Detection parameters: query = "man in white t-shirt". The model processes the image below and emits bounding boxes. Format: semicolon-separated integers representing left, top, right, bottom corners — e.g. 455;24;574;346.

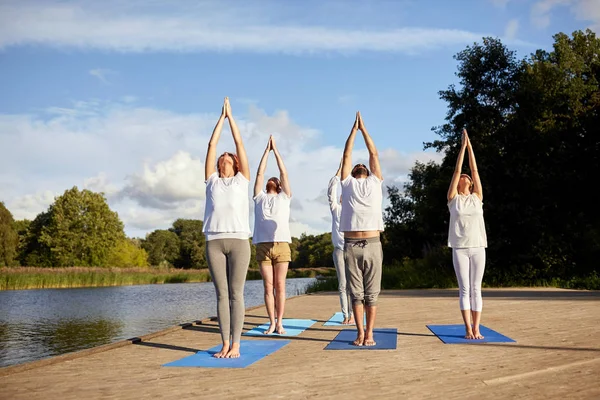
340;112;384;347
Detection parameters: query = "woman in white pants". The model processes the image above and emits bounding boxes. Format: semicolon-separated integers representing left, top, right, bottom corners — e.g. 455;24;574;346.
327;161;353;325
447;129;487;340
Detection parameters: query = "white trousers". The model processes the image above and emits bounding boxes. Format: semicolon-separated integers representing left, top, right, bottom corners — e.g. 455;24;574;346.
452;247;486;312
332;248;352;318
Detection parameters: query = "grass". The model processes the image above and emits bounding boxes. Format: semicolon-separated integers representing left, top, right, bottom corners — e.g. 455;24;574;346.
306;257;600;293
0;266;337;290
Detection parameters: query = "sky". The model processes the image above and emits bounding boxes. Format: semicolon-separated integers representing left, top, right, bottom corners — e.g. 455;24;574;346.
0;0;597;238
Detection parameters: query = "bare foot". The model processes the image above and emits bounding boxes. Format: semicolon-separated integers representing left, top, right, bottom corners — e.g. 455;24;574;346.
364;332;376;346
353;333;364;346
276;324;286;335
473;329;484;340
347;317;354;325
225;343;241;358
464;328;475;340
213;343;230;358
342;318;350;325
264;324;276;335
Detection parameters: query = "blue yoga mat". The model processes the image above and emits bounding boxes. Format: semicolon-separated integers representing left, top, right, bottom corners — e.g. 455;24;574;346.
163;340;290;368
243;318;316;337
324;328;397;350
427;324;516;344
323;312;366;326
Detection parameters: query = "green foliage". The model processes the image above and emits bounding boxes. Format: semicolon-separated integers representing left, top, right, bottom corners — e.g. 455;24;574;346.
20;187;125;267
142;229;181;267
169;219;206;269
384;30;600;285
106;238;149;267
292;232;334;269
0;202;18;266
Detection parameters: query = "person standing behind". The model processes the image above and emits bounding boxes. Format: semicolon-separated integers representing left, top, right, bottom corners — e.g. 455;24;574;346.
328;161;354;325
253;136;292;335
203;97;252;359
447;128;487;340
340;112;384;346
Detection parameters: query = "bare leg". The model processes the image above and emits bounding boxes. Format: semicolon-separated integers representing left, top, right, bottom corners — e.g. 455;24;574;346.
460;309;474;339
352;302;365;346
364;305;377;346
274;262;289;334
260;263;276;334
471;311;484;339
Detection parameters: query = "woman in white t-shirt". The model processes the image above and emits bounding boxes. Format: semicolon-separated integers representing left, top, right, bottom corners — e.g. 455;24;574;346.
447;129;488;340
252;136;292;335
203;97;252;358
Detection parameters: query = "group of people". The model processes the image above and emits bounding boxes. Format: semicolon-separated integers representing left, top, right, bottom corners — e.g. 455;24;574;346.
203;97;488;358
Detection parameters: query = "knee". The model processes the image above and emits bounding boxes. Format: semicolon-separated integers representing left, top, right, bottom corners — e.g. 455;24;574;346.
263;282;274;295
338;280;346;293
274;281;286;293
364;291;380;307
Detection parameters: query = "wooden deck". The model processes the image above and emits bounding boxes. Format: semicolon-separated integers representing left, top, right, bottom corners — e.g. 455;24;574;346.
2;288;599;399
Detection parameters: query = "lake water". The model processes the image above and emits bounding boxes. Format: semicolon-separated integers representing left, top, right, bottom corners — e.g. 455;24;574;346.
0;278;316;368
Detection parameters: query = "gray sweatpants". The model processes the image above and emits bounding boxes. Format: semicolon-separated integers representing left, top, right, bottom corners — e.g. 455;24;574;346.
344;236;383;307
206;238;251;344
333;247;352;319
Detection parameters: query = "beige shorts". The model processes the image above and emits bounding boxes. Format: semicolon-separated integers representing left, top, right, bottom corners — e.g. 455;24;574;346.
256;242;292;265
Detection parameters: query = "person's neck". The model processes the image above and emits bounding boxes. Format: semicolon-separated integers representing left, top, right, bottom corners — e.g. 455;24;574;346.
220;168;235;178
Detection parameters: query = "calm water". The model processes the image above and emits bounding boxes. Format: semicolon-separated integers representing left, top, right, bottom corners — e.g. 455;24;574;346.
0;278;316;368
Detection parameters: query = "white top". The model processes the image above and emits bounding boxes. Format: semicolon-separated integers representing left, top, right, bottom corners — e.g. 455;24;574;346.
447;193;488;248
203;172;251;241
252;191;292;244
339;175;385;233
327;176;344;250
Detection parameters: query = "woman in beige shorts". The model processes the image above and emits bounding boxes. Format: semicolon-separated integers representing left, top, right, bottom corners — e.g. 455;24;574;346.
252;136;292;335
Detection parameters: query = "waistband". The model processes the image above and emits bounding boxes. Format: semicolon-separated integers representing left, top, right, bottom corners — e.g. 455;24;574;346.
344;236;380;244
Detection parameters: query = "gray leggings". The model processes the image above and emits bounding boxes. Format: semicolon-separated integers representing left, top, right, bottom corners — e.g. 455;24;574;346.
206;238;250;344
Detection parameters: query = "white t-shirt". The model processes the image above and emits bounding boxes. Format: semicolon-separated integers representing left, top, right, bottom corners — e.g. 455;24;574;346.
339;175;384;233
203;172;251;241
252;191;292;244
447;193;488;248
327;176;344;250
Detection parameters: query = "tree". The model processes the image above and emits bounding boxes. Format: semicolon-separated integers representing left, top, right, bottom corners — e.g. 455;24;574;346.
106;238;149;267
142;229;180;267
20;187;125;267
169;219;206;269
384;30;600;284
0;202;18;266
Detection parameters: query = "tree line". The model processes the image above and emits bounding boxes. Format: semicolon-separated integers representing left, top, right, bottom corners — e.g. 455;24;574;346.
1;30;598;287
0;189;336;269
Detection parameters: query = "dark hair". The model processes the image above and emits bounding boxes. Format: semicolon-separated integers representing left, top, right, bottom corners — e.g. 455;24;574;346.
267;177;282;193
351;163;370;177
217;152;240;177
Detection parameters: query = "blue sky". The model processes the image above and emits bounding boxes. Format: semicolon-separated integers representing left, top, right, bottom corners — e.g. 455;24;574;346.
0;0;596;238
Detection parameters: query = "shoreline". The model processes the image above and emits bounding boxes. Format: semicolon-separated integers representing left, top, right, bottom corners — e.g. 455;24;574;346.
0;267;335;291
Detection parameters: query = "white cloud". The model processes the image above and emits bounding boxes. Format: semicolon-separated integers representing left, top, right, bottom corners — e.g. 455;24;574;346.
0;1;508;54
490;0;512;8
89;68;116;84
0;99;442;238
530;0;600;32
504;19;520;40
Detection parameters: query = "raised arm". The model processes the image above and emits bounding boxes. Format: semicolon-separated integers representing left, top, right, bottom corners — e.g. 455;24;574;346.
327;160;342;211
224;98;250;180
447;129;468;201
205;99;227;180
271;137;292;197
254;137;271;197
465;130;483;200
357;112;382;180
341;113;360;180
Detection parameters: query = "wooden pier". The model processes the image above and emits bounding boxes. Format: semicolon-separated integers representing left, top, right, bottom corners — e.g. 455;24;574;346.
1;288;599;399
